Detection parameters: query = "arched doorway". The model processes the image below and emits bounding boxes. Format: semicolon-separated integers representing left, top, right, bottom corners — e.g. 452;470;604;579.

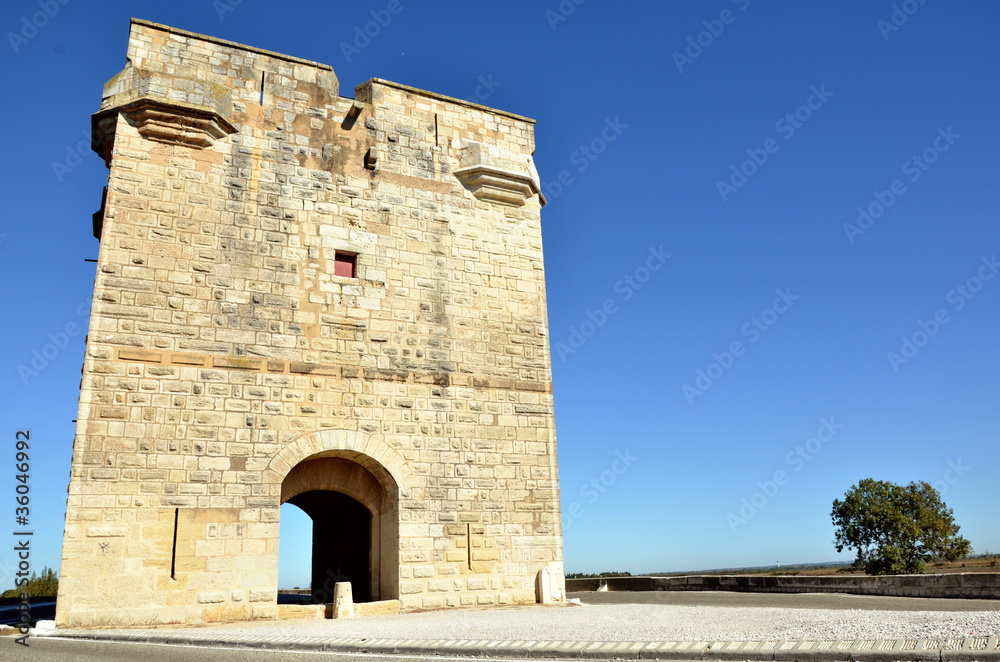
286;490;372;602
280;454;398;603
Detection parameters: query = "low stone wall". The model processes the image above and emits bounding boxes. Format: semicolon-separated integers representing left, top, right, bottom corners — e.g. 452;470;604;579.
276;598;399;620
277;604;325;620
565;573;1000;600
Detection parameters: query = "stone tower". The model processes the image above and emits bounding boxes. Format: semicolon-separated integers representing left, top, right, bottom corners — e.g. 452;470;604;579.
57;18;563;628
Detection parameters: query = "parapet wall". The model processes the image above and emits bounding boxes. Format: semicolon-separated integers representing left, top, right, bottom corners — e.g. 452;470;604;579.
565;573;1000;600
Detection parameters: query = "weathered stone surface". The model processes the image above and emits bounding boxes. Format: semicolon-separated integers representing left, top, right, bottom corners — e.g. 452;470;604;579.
57;19;562;629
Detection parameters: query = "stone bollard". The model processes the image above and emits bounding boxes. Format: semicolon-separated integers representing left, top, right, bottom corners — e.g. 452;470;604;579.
536;567;553;604
333;582;354;619
552;566;565;601
536;565;566;603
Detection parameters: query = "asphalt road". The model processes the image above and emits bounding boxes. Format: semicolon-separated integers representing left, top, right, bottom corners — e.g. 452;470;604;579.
569;590;1000;611
0;637;621;662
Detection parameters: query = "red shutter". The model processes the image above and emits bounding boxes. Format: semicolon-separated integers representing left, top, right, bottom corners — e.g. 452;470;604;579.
334;253;356;278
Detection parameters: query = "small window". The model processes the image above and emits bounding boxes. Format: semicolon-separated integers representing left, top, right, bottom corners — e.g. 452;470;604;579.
334;252;356;278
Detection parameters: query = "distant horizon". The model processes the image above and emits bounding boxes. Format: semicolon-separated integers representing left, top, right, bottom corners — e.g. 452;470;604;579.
567;553;996;578
573;559;849;575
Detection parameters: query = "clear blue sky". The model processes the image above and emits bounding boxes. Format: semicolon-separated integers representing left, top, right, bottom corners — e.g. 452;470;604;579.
1;1;997;590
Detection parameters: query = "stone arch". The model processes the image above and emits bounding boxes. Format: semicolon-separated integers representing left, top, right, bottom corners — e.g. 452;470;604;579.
269;430;409;602
282;458;385;513
264;429;412;489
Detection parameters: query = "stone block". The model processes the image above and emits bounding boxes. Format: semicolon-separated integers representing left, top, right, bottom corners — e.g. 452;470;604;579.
248;589;274;603
196;591;227;604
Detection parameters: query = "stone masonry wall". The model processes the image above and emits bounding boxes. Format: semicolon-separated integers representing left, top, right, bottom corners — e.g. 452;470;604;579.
56;18;562;628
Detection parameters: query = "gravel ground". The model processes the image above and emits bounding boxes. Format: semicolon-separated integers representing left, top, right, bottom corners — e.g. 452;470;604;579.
188;601;1000;642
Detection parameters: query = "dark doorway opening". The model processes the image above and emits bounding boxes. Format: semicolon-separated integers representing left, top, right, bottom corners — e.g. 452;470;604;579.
286;490;372;604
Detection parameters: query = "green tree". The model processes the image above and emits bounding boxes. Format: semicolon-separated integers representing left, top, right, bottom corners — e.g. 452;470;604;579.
1;566;58;598
831;478;971;575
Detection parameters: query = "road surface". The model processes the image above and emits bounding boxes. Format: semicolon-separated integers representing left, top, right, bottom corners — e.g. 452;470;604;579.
0;637;611;662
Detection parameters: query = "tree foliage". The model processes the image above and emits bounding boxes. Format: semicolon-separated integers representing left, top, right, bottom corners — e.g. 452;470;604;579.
1;566;58;598
831;478;971;575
